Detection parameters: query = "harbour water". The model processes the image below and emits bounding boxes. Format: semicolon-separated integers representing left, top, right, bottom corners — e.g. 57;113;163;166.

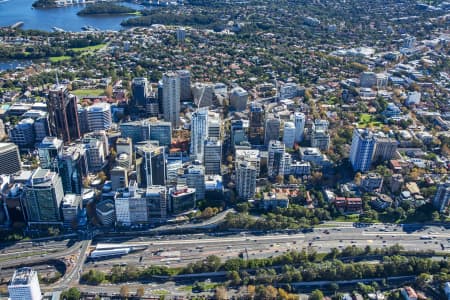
0;60;33;71
0;0;143;32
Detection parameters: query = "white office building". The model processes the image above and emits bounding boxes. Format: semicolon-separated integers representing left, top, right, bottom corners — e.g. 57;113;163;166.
268;140;288;178
236;161;257;200
8;268;42;300
230;86;248;111
190;108;208;162
349;128;376;172
235;149;260;177
86;102;112;131
283;121;296;149
279;82;298;100
311;119;330;151
294;112;306;142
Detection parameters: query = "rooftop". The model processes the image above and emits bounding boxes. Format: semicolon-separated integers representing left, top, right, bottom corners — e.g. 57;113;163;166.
10;268;36;286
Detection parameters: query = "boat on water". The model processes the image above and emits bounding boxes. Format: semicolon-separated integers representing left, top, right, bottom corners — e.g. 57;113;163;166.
81;25;100;31
0;0;10;3
52;27;65;33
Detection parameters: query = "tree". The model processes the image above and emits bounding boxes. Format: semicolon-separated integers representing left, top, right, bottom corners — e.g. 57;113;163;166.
104;85;113;98
309;289;324;300
136;286;145;297
415;273;431;288
120;286;129;298
248;285;256;298
97;171;107;183
276;175;284;184
328;283;339;295
256;285;278;299
215;286;228;300
288;175;297;184
227;270;241;285
60;287;81;300
354;172;362;185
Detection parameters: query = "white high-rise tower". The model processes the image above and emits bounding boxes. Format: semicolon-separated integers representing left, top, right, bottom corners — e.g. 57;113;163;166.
190;108;209;162
294;112;306;143
8;268;42;300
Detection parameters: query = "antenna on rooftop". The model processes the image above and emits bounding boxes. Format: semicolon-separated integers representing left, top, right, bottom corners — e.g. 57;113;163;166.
55;71;59;86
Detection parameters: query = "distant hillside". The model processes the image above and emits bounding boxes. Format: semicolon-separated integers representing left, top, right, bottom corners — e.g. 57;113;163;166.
121;11;215;27
32;0;57;8
77;3;136;15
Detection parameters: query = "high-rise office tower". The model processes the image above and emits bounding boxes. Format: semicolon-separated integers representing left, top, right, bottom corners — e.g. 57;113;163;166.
190;108;208;162
22;168;64;225
311;119;330;151
433;181;450;213
169;186;196;214
8;118;35;148
58;144;88;195
177;70;192;101
146;96;160;118
33;114;50;143
264;116;280;146
248;102;264;145
77;106;89;135
8;268;42;300
131;77;149;107
204;138;222;175
231;120;247;147
176;27;186;43
184;164;206;200
115;181;148;226
268;140;288;178
235;149;260;177
38;136;63;170
279;82;298;100
61;194;82;227
236;161;257;200
86;102;112;132
294;112;306;143
230;86;248;111
373;136;398;162
111;166;129;191
120;120;148;143
47;85;81;143
82;137;106;172
0;143;21;174
135;142;166;187
148;121;172;147
283;121;296;149
146;185;168;221
349;128;376;172
207;111;221;139
162;72;181;127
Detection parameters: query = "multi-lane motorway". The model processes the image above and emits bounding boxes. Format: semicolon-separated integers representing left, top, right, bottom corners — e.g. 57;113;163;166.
87;223;450;271
1;222;450;294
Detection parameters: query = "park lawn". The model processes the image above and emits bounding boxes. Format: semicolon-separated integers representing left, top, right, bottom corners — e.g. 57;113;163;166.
334;214;360;222
71;89;105;97
178;286;192;292
49;56;72;62
70;44;107;52
358;113;382;128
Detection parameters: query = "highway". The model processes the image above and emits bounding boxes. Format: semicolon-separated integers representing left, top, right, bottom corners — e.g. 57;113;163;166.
2;221;450;295
87;223;450;271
